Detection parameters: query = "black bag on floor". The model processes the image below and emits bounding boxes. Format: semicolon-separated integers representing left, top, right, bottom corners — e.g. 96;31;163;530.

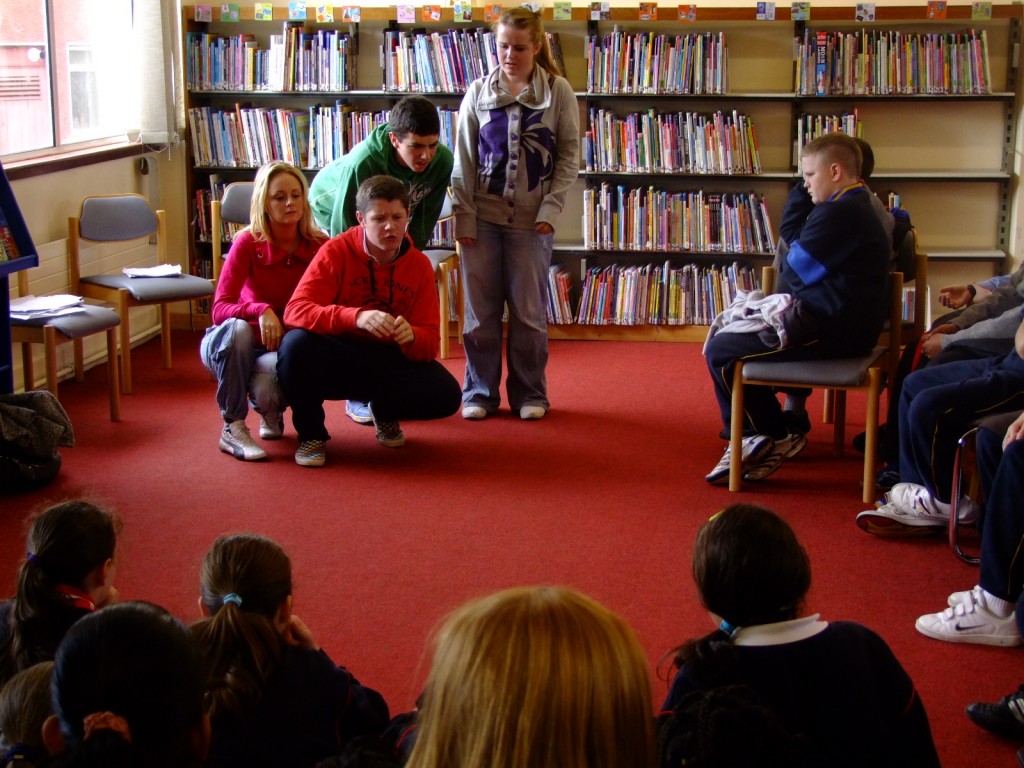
0;390;74;493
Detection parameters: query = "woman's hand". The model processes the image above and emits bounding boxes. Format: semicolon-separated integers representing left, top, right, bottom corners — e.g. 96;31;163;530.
938;285;972;309
259;308;285;351
535;222;554;236
393;315;414;345
283;614;320;651
357;309;396;339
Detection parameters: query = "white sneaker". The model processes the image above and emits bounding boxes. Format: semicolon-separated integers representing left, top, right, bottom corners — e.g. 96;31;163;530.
462;405;488;420
219;421;267;461
915;599;1022;647
948;585;984;608
855;501;946;537
259;413;283;440
705;434;772;485
743;432;807;482
887;482;980;524
519;405;546;420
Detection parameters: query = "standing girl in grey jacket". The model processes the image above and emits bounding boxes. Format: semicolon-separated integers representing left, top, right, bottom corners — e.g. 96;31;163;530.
452;8;579;421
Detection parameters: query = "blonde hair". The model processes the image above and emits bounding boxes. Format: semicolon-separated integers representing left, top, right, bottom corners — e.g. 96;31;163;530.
407;586;654;768
495;8;562;77
248;161;325;245
801;132;862;179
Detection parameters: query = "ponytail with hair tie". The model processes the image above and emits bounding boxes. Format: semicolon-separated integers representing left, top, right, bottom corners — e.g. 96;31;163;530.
82;711;132;744
718;619;740;640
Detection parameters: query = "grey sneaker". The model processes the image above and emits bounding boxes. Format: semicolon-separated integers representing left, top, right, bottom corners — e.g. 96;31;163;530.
345;400;374;426
295;439;326;467
743;432;807;481
370;403;405;447
219;421;267;461
259;413;284;440
705;434;772;485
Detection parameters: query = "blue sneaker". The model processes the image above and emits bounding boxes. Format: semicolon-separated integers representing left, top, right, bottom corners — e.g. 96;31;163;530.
345;400;374;426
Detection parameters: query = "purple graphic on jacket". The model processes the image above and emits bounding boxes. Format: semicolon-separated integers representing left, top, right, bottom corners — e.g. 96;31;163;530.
478;106;555;196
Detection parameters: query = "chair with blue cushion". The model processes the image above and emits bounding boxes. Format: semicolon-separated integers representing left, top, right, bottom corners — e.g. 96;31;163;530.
10;270;121;420
421;191;459;359
68;193;214;393
210;181;255;286
728;267;904;503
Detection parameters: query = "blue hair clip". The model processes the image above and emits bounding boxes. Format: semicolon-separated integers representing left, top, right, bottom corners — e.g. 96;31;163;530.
26;552;38;564
719;619;740;639
222;593;243;607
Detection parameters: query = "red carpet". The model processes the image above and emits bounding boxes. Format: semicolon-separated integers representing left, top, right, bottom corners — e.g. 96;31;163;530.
1;331;1017;766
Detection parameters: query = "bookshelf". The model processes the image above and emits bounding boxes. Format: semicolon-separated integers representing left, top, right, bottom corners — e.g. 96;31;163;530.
0;161;40;394
180;4;1021;340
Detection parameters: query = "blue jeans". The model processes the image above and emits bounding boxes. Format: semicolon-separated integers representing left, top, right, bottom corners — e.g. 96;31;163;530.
200;319;285;423
898;351;1024;501
461;221;552;412
276;329;461;442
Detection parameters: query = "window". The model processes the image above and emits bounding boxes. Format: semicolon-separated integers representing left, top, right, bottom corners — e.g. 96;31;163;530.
0;0;139;158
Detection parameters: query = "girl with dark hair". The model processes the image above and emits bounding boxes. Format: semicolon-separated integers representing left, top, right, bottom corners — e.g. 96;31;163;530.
191;533;389;767
660;504;939;767
0;501;120;687
44;601;208;768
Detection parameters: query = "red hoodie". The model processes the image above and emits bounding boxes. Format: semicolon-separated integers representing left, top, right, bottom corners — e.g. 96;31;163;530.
283;226;440;363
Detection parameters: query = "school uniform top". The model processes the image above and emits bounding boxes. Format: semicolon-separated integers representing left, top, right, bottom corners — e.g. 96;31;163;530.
661;616;939;768
206;644;389;768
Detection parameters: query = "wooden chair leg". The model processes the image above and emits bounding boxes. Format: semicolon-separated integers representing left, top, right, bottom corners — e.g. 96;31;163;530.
106;327;121;422
862;368;882;504
160;303;173;370
20;339;35;392
728;362;745;492
74;338;85;382
117;295;133;394
437;261;451;360
43;325;59;398
832;391;847;456
822;388;835;424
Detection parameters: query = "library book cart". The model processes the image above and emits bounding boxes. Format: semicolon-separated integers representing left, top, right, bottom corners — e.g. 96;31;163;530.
180;3;1020;341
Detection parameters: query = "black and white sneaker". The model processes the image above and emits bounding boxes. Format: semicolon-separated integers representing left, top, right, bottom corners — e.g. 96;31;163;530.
705;434;773;485
743;432;807;482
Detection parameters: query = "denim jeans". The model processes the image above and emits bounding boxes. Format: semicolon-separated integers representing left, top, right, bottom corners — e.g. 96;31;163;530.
461;220;552;412
200;319;285;423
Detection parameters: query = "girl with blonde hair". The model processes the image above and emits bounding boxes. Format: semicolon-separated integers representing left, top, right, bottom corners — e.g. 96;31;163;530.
200;161;328;461
406;586;653;768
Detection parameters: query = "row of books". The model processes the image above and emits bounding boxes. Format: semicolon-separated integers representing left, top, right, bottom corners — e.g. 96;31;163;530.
186;25;355;92
382;29;566;93
583;185;775;255
585;108;762;175
187;105;460;169
586;31;727;95
796;111;861;159
795;28;992;96
573;261;759;326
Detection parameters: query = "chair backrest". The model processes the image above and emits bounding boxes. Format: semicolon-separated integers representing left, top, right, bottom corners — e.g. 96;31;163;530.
438;189;454;221
220;182;255;227
211;182;255;285
69;194;166;291
79;194;159;242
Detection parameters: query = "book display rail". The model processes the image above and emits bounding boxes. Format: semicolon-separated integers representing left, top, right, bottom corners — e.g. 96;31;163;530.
181;4;1020;342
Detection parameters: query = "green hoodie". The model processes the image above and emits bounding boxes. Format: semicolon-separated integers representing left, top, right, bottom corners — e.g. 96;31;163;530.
308;122;454;248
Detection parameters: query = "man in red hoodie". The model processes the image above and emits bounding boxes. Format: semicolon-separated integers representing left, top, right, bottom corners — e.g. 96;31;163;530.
279;175;461;467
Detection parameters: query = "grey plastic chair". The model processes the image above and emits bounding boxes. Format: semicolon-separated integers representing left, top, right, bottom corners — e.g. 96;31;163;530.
10;270;121;421
210;181;255;286
68;194;214;394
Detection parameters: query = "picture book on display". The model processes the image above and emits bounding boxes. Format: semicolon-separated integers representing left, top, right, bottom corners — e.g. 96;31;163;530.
0;161;39;275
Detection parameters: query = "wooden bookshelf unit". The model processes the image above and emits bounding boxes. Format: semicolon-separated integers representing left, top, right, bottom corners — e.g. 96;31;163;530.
180;3;1021;339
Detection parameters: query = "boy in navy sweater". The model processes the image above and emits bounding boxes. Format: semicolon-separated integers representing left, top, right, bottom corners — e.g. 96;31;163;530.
704;133;890;484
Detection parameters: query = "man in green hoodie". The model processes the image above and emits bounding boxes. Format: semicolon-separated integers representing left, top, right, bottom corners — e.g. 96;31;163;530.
309;94;454;424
